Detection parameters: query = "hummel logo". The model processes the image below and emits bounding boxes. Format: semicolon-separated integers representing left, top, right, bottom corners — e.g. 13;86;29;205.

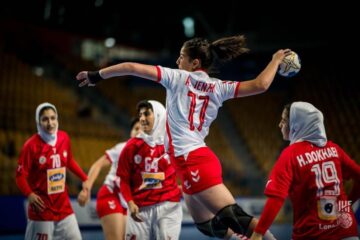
191;170;200;182
192;175;200;182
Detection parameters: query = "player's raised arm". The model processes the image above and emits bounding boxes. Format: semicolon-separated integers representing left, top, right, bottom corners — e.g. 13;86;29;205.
76;62;158;87
236;49;291;97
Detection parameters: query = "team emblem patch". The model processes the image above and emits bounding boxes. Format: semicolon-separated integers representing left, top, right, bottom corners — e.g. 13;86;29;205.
134;154;142;164
108;200;116;210
338;212;353;229
39;156;46;165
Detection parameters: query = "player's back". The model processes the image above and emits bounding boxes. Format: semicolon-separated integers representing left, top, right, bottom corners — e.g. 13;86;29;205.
288;141;358;239
159;67;239;156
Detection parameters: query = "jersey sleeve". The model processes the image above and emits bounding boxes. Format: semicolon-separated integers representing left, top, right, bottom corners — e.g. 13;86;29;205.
216;80;240;101
338;145;360;181
117;142;135;203
264;148;293;199
254;196;285;235
156;66;184;91
337;145;360;203
15;142;33;196
105;142;126;163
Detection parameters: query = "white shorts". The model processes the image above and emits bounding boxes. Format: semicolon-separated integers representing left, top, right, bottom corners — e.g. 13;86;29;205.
25;214;82;240
126;201;182;240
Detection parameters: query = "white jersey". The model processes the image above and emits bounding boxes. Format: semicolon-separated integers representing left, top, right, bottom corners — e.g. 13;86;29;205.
104;142;126;191
156;66;240;157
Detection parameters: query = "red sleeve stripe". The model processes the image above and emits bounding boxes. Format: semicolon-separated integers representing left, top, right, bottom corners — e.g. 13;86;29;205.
156;65;162;82
105;153;113;163
234;81;240;98
165;115;175;158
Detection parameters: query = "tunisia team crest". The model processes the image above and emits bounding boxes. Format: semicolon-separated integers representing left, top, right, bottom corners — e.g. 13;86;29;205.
39;156;46;164
134;154;142;164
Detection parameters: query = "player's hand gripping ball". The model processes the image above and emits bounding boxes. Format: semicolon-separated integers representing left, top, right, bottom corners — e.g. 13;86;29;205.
278;51;301;77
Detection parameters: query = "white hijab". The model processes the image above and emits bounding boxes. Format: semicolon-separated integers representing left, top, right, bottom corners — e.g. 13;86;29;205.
289;101;327;147
35;102;58;146
137;100;166;147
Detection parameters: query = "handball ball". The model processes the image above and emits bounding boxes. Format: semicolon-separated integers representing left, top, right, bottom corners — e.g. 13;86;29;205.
278;51;301;77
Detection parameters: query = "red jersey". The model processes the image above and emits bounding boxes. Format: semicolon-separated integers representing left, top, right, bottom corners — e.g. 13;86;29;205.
16;130;87;221
265;141;360;239
117;137;181;208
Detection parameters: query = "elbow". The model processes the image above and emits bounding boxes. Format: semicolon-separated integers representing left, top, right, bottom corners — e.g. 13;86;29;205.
256;81;270;93
121;62;136;74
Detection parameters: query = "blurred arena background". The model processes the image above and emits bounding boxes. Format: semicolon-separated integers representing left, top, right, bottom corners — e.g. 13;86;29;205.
0;1;358;239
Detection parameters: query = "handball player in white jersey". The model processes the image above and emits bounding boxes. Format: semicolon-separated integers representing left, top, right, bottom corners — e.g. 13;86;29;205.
77;118;141;240
77;35;291;239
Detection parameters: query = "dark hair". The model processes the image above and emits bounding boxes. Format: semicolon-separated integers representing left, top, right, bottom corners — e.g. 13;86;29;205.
182;35;249;71
130;117;139;129
39;106;56;119
136;100;153;114
283;103;292;120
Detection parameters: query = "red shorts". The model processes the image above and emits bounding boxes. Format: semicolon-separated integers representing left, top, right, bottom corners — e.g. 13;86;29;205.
96;185;127;218
173;147;223;194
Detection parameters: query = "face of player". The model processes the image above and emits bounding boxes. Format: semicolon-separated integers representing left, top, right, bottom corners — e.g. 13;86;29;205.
130;121;141;138
176;47;200;71
139;107;154;134
279;108;290;141
39;109;58;134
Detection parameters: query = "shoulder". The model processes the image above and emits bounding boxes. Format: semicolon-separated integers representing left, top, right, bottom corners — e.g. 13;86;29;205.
57;130;69;140
22;134;40;149
124;137;145;152
279;144;294;156
159;66;189;79
325;140;339;148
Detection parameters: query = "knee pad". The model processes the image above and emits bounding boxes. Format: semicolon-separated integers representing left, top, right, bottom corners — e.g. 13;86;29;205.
215;204;253;235
195;218;228;238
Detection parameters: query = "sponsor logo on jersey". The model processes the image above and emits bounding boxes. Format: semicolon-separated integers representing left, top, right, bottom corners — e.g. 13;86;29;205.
47;167;66;194
39;156;46;164
49;173;65;182
139;172;165;190
63;150;67;158
134;154;142;164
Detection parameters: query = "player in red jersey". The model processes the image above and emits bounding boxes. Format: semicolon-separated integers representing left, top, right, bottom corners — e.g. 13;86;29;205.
251;102;360;240
76;35;288;239
117;100;182;240
16;102;88;240
77;117;141;240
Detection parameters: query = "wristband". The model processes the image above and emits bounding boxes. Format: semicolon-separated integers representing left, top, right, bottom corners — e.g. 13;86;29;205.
88;71;103;84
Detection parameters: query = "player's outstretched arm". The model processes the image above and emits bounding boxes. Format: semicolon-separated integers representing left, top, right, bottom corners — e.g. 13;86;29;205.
76;62;158;87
